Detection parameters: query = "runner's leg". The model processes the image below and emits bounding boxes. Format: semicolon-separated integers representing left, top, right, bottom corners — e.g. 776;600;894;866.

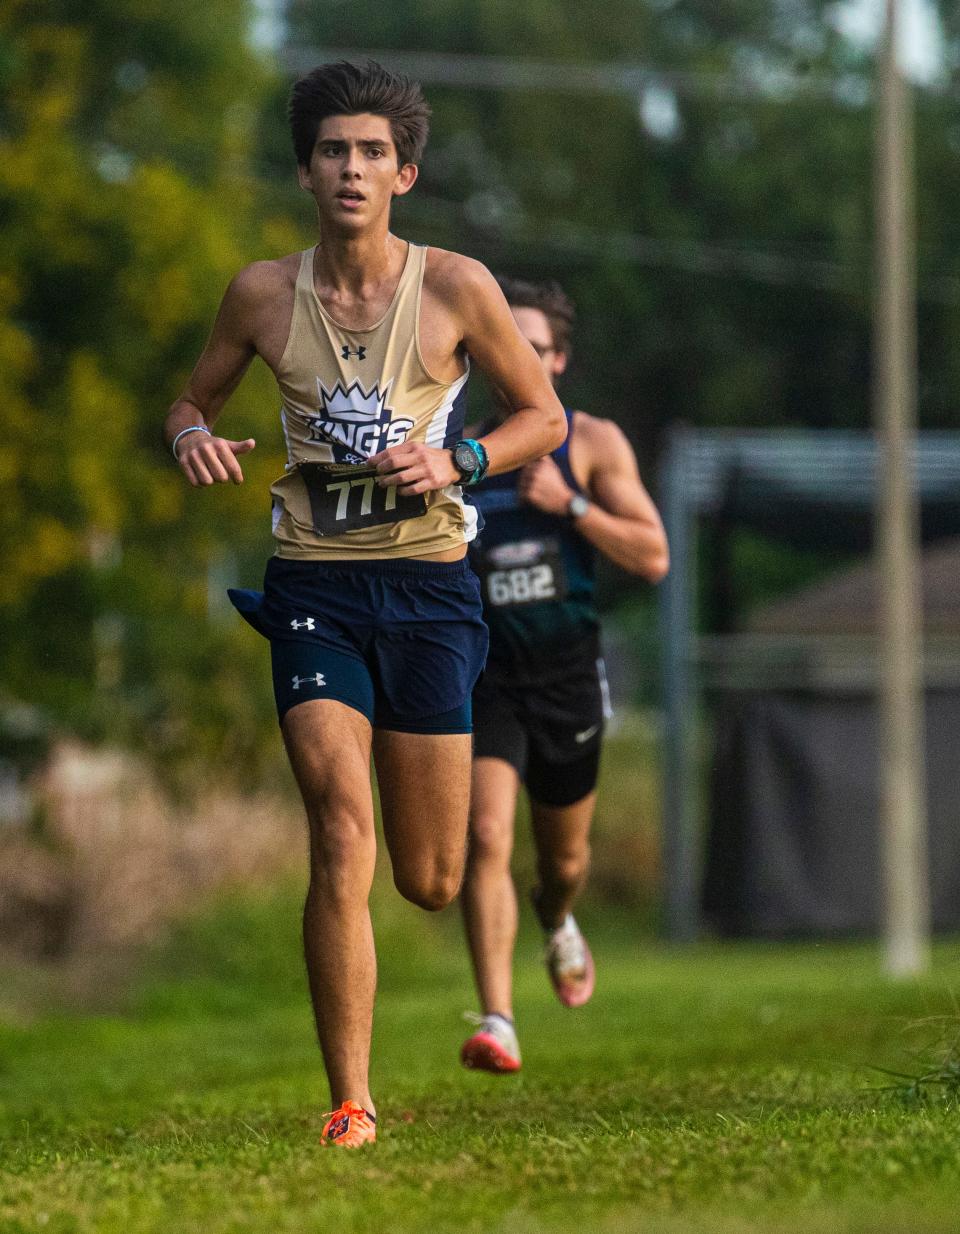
460;757;521;1018
282;699;378;1115
529;791;596;929
373;729;472;911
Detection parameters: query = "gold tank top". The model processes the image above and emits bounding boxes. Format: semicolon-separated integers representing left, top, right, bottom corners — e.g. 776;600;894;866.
269;243;477;559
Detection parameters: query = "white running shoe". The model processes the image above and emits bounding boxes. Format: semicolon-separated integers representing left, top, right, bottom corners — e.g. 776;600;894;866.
460;1012;522;1073
545;914;595;1008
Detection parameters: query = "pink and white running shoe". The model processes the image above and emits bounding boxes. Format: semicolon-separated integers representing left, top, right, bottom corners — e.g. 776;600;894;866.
545;914;595;1008
460;1013;522;1073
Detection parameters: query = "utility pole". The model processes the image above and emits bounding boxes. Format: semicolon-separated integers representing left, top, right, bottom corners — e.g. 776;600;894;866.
874;0;930;976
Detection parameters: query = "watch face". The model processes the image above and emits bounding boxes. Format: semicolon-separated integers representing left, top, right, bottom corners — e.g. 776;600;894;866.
454;442;479;474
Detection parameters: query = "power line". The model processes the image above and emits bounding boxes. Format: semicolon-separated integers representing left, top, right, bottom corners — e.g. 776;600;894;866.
278;45;960;108
280;45;850;103
398;194;960;302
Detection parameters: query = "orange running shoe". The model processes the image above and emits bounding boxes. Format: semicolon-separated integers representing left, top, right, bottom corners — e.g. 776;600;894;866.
321;1100;377;1148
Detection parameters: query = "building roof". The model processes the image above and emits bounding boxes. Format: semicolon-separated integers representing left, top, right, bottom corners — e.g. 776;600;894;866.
749;536;960;636
664;429;960;551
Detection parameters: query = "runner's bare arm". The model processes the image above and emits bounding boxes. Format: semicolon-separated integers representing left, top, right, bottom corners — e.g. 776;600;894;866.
372;257;566;496
162;267;267;486
519;416;669;581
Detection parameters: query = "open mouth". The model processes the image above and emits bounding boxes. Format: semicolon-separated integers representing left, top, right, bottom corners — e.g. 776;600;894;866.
336;191;365;205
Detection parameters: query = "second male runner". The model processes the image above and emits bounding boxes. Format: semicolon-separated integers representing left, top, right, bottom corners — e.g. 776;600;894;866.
459;277;669;1072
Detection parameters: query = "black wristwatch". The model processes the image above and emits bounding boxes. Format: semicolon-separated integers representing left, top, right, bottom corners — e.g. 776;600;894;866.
451;438;489;486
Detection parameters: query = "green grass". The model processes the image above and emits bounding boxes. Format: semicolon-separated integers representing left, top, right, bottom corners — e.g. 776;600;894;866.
2;882;960;1233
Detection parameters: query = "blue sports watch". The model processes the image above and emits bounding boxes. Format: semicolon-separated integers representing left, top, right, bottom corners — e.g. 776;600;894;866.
451;438;489;486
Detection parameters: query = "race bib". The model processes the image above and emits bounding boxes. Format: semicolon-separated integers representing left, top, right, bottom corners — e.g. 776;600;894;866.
299;463;426;536
477;538;568;608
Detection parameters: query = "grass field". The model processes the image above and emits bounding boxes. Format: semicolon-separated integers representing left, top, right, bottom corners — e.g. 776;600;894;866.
2;878;960;1234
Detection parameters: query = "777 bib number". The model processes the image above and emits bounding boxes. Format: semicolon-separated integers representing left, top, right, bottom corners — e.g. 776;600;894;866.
299;463;426;536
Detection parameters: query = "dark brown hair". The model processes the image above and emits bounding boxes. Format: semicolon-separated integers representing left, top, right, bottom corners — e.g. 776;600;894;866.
288;59;431;169
496;275;576;357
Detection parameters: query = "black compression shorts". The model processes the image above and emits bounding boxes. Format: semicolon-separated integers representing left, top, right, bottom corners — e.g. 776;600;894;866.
472;643;610;807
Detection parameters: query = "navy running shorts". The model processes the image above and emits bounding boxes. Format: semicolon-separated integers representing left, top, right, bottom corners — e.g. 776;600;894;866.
228;555;488;733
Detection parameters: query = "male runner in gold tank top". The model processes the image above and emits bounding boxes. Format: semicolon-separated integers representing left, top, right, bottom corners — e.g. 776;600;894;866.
162;60;566;1148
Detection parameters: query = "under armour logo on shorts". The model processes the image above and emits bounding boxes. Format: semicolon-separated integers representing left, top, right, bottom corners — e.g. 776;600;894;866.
290;617;316;631
291;673;326;690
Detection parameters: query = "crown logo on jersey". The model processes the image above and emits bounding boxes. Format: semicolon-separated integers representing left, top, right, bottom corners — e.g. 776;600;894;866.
316;379;389;424
306;377;414;463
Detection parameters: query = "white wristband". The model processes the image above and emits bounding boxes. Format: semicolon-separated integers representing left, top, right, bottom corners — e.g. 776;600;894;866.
172;425;211;460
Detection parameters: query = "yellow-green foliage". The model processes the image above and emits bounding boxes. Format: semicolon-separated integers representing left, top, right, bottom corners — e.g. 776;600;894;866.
0;2;299;770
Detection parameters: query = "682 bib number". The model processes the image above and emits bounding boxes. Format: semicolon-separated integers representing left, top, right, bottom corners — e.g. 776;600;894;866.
299;463;426;536
487;563;558;606
478;538;568;608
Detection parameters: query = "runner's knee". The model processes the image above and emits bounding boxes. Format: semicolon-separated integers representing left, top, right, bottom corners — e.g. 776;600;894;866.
394;859;463;912
539;846;590;891
305;801;375;888
467;811;513;867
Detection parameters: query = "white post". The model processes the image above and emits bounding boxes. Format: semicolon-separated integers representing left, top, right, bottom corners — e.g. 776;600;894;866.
874;0;930;976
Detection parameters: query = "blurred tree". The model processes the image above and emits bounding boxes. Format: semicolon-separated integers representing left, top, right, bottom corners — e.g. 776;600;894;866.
0;0;299;778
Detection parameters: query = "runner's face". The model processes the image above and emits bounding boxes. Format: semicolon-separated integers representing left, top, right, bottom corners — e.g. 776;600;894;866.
511;307;567;384
493;306;567;413
297;113;417;231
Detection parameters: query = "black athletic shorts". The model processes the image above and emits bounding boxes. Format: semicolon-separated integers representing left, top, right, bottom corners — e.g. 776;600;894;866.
472;639;611;807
